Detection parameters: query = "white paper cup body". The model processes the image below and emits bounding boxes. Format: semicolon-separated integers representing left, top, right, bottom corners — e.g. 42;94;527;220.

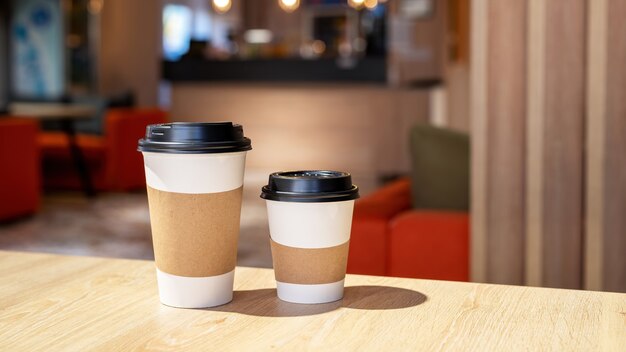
143;151;246;194
142;151;246;308
266;199;355;304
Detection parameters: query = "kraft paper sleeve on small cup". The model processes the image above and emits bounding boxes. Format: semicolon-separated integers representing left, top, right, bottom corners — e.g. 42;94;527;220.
147;186;243;277
270;238;350;284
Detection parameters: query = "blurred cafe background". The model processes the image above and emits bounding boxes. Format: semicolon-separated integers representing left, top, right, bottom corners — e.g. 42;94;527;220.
0;0;624;293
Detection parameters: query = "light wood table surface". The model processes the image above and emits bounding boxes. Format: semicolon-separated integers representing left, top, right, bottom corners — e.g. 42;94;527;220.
0;251;624;351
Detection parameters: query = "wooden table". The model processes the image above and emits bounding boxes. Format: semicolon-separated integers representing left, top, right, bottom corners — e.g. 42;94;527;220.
0;251;624;351
9;103;97;197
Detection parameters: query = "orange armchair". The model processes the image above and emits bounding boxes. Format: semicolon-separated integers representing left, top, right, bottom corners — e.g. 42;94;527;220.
39;108;167;192
0;118;40;221
348;178;470;281
348;124;470;281
103;108;168;190
348;178;412;276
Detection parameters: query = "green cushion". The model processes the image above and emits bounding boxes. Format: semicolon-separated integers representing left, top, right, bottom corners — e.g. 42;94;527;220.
409;124;470;211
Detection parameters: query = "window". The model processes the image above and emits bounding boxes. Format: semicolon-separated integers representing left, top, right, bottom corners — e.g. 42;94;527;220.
162;4;192;60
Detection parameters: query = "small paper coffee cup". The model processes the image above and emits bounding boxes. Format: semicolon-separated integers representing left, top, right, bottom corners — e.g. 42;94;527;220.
261;171;359;304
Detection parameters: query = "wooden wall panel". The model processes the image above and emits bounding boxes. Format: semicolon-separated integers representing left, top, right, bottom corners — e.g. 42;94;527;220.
526;0;586;289
485;0;528;285
473;0;589;289
99;0;160;107
469;0;489;283
586;0;626;293
541;0;585;289
471;0;527;285
584;0;608;292
602;0;626;293
445;63;470;133
524;0;547;288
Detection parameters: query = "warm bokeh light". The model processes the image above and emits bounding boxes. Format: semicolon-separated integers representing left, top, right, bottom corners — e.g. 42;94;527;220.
364;0;378;10
244;29;274;44
212;0;232;14
278;0;300;13
312;40;326;55
87;0;104;14
348;0;365;10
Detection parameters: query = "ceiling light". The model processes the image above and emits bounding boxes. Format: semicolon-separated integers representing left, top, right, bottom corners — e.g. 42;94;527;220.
278;0;300;12
212;0;231;14
87;0;104;14
348;0;365;9
364;0;378;10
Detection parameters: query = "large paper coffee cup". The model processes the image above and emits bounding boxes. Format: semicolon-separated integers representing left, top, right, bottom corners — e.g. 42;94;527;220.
261;171;359;304
138;122;251;308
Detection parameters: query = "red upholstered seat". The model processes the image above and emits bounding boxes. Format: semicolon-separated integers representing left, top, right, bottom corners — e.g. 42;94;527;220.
39;108;167;192
39;132;108;191
39;132;107;157
388;211;469;281
0;118;40;221
348;177;470;281
352;177;412;219
348;178;412;276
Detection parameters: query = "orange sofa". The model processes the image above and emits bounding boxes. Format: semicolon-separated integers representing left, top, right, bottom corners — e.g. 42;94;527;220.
348;177;470;281
0;118;40;221
39;108;167;192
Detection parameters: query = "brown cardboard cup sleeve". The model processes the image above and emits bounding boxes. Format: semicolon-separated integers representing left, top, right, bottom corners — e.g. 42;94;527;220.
147;186;242;277
270;239;350;285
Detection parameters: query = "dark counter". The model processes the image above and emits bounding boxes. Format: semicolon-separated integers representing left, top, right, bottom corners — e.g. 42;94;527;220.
162;58;387;83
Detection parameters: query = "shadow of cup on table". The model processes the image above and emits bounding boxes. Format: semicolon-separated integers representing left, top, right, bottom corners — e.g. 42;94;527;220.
206;286;427;317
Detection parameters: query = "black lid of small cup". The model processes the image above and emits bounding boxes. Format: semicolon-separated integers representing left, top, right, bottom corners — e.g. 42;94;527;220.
137;122;251;154
260;170;359;203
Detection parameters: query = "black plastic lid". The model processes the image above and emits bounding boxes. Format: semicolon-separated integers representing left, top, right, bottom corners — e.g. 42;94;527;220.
137;122;251;154
260;170;359;203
